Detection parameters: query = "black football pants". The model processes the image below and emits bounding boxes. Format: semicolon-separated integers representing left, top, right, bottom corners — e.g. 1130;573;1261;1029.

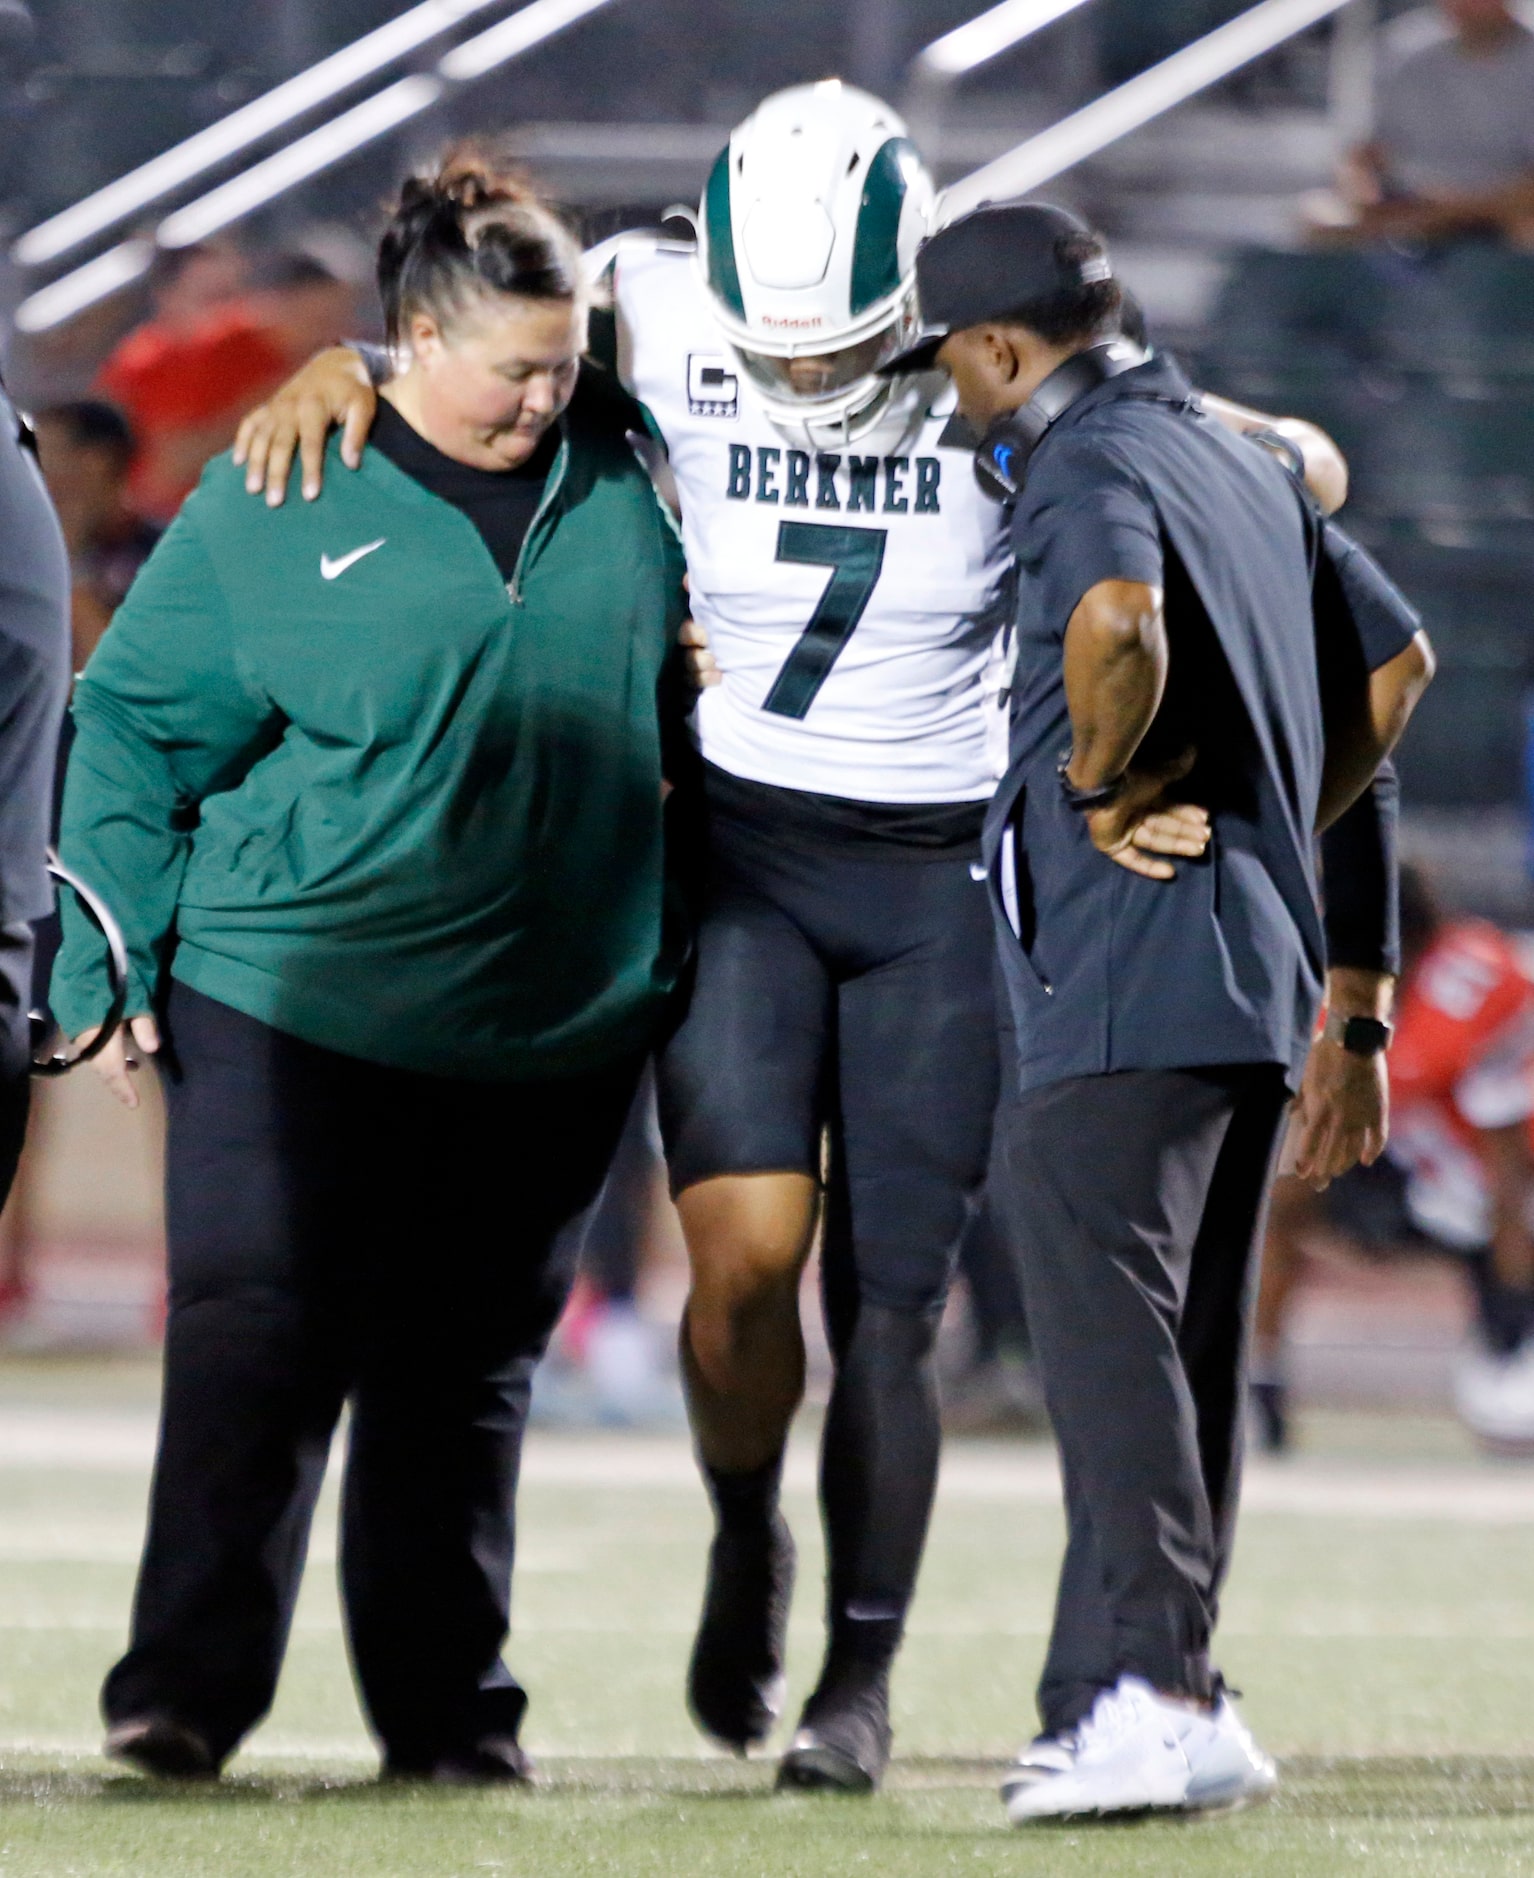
104;982;639;1767
997;1063;1290;1734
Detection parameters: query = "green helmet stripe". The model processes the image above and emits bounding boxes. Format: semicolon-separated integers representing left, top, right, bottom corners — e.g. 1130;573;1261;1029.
850;137;915;317
704;147;746;322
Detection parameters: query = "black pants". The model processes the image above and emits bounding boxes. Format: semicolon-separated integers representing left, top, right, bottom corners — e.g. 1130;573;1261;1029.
0;921;33;1213
997;1064;1290;1734
104;983;639;1766
658;789;998;1314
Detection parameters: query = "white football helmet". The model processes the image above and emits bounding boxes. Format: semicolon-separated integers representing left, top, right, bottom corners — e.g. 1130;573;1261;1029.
698;80;937;450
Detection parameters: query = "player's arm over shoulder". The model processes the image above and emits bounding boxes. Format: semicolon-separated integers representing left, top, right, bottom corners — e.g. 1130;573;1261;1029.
588;228;698;393
1198;389;1349;515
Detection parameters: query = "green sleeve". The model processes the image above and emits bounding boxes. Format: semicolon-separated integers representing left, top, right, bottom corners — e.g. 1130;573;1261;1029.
50;510;281;1035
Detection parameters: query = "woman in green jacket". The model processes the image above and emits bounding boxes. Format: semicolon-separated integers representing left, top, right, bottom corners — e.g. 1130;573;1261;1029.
49;150;688;1783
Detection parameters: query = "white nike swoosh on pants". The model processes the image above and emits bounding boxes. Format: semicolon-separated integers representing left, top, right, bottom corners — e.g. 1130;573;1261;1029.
321;539;386;580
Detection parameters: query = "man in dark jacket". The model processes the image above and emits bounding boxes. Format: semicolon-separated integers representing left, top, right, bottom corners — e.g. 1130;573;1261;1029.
885;201;1430;1825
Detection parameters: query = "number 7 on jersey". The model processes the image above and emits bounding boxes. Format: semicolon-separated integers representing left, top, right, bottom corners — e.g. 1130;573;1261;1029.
762;521;888;720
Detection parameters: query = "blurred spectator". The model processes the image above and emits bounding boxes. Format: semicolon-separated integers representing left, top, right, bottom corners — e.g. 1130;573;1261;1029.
95;242;360;525
243;249;364;361
1255;865;1534;1455
1309;1;1534;247
32;402;159;670
536;1074;685;1429
942;1202;1046;1437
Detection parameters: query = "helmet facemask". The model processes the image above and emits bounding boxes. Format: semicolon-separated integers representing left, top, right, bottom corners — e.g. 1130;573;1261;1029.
729;288;923;449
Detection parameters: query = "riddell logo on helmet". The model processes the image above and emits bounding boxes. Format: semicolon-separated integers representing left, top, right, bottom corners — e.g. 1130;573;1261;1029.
758;314;826;329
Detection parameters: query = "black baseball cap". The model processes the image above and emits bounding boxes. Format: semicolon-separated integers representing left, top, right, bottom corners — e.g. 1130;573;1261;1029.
880;200;1114;376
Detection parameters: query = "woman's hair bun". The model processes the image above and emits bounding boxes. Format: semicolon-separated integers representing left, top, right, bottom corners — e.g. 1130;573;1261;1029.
432;149;537;216
377;140;585;345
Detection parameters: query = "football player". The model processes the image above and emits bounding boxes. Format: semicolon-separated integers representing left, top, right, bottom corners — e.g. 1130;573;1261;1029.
233;81;1350;1791
1257;863;1534;1453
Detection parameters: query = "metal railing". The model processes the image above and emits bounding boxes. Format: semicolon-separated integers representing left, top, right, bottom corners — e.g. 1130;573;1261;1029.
905;0;1096;165
9;0;1452;334
14;0;629;334
904;0;1096;164
942;0;1355;218
13;0;519;270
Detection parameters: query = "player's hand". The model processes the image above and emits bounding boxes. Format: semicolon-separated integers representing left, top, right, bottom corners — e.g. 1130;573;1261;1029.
1084;749;1209;882
233;348;376;507
76;1014;161;1111
1287;1034;1388;1190
679;616;721;688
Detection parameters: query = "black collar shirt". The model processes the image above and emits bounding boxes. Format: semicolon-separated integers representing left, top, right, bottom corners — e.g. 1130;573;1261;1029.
983;353;1333;1095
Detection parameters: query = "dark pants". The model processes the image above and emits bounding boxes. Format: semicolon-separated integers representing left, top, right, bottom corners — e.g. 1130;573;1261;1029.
104;982;639;1767
997;1064;1290;1734
0;921;33;1211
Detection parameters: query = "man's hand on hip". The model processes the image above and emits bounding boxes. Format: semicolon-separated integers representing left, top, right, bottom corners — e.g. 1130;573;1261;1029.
1084;750;1209;882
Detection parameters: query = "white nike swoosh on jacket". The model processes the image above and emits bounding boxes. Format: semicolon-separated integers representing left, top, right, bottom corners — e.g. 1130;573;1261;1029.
321;539;386;580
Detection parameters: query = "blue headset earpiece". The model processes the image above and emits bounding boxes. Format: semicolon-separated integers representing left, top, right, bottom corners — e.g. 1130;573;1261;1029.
973;339;1150;505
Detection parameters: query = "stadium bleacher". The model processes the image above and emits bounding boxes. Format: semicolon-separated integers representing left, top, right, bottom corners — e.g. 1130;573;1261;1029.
1200;245;1534;813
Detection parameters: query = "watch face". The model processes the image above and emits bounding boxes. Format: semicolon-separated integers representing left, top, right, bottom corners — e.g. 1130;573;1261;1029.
1342;1017;1391;1056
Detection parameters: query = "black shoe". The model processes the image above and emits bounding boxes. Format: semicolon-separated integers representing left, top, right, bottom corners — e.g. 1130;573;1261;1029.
1250;1378;1290;1455
104;1713;220;1781
687;1510;796;1753
776;1662;891;1794
384;1736;537;1786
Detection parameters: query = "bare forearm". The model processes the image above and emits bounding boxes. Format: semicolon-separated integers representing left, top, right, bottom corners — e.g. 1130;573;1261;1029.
1370;631;1435;750
1316;736;1384;833
1317;634;1434;833
1199;392;1349;515
1426;173;1534;234
1063;580;1167;789
1327;966;1395;1022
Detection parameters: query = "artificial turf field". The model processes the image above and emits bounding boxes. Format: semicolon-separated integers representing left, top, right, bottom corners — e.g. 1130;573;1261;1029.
1;1361;1533;1875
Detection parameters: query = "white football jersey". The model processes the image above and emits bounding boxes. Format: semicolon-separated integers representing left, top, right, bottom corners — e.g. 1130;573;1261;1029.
613;240;1014;805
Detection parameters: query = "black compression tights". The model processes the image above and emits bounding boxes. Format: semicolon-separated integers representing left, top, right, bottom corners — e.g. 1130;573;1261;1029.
818;1299;944;1675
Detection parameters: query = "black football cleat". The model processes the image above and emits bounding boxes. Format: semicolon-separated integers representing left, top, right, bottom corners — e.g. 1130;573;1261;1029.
104;1712;220;1781
776;1663;892;1794
687;1510;796;1753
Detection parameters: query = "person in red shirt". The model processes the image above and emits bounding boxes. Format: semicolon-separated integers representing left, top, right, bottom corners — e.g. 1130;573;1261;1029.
1256;864;1534;1451
95;245;358;525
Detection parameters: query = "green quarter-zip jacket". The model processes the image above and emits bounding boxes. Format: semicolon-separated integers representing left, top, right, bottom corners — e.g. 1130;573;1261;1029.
52;367;689;1081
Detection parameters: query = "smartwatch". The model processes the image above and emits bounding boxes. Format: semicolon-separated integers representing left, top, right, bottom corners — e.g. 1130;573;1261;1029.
1323;1012;1393;1057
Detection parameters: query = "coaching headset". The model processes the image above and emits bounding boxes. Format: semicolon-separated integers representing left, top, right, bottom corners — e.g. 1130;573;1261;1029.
879;200;1147;504
969;336;1151;504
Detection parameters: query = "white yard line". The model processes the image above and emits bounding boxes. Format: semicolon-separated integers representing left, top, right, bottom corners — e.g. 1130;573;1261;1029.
3;1409;1534;1523
527;1435;1534;1526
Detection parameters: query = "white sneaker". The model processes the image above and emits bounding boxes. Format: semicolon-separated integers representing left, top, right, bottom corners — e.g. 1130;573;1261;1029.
999;1730;1078;1804
1454;1336;1534;1454
1003;1677;1211;1823
1183;1695;1278;1811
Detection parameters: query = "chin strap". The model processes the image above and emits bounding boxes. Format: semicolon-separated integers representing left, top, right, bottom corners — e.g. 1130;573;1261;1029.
769;371;939;459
